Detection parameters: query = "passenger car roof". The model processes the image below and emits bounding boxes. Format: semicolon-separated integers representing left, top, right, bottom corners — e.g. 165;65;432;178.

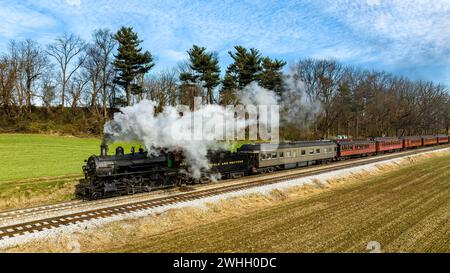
239;141;336;151
336;140;375;145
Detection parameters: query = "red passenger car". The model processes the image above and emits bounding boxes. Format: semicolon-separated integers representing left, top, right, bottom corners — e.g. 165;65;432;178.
336;140;376;158
374;137;403;153
401;136;423;149
436;134;449;144
422;135;438;146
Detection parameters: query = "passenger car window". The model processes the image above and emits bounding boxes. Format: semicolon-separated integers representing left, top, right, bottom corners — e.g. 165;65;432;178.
279;152;284;158
316;149;321;154
301;150;306;155
309;149;314;154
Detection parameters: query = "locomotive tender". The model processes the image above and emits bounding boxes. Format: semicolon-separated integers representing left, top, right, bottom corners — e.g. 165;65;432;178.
76;134;449;200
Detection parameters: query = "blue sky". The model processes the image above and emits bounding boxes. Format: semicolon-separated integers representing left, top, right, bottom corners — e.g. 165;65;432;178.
1;0;449;85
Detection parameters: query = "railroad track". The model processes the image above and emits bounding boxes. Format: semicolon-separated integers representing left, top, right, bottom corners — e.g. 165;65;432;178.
0;200;83;220
0;187;211;222
0;186;185;223
0;144;448;241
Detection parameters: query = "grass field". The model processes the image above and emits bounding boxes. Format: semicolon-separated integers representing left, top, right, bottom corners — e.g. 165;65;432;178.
0;134;138;210
0;134;100;181
0;134;253;210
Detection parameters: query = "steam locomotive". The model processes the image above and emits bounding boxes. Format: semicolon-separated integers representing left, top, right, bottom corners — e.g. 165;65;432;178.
75;134;449;200
75;144;254;199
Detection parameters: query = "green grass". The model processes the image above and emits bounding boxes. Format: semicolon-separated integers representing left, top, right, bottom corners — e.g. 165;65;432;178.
0;134;99;181
0;134;248;182
0;134;141;181
0;134;140;209
0;133;244;210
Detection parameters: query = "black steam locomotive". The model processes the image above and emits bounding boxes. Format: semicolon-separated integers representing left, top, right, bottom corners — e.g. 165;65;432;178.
75;144;255;199
76;134;449;200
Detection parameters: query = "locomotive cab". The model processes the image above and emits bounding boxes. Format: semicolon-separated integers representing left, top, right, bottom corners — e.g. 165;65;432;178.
167;151;184;168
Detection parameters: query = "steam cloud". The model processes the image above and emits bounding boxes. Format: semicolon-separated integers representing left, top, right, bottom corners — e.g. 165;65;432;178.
104;96;268;178
104;78;320;178
280;76;322;130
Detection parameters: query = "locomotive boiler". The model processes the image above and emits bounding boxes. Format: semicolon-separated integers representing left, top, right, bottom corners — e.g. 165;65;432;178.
76;145;185;199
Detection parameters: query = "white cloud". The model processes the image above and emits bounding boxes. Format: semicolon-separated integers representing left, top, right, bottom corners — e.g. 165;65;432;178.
1;0;449;84
65;0;81;6
312;46;376;62
366;0;381;6
314;0;450;65
0;4;56;39
162;50;187;62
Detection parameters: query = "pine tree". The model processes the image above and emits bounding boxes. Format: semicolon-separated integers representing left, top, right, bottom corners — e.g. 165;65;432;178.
113;27;154;106
219;70;239;105
186;45;221;104
257;57;286;97
227;46;262;89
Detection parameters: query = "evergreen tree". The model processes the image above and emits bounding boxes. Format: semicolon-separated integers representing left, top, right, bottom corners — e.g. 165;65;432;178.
219;69;239;105
257;57;286;97
113;27;154;106
227;46;262;89
222;70;238;90
223;46;286;103
186;45;221;104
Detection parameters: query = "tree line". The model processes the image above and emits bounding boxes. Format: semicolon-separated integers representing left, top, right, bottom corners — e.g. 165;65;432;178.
0;26;448;138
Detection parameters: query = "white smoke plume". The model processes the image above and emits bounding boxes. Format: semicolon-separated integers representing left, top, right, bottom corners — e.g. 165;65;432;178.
240;82;279;106
240;77;321;129
104;78;320;178
280;75;322;131
104;98;260;178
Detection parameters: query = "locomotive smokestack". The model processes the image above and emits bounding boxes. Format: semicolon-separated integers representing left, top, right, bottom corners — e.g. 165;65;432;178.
101;133;112;157
100;144;108;157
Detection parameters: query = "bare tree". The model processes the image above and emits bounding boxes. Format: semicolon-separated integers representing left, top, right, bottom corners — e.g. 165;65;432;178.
91;29;116;118
40;71;57;112
0;55;17;116
80;29;116;119
8;41;25;113
445;95;450;133
293;58;344;137
160;69;178;107
291;58;450;138
83;44;102;113
143;69;178;112
46;33;86;107
68;75;89;109
13;40;47;113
